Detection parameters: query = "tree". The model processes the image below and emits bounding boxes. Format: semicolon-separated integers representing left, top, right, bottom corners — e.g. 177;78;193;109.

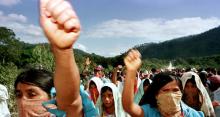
0;27;22;65
31;44;55;71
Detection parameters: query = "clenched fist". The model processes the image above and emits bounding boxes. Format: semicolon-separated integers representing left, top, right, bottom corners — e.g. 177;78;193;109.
40;0;81;49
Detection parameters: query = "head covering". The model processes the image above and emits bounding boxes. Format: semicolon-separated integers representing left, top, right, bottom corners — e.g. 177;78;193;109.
134;79;152;104
87;77;104;105
95;65;104;71
96;83;128;117
181;72;215;117
88;77;104;93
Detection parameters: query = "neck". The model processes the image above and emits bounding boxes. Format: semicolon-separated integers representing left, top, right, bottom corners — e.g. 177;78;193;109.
104;105;115;115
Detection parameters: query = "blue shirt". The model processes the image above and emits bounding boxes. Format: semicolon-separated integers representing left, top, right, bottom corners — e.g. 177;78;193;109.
141;102;204;117
42;85;99;117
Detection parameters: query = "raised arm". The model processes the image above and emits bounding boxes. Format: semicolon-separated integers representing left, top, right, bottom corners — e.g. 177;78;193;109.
111;67;118;86
39;0;82;116
122;49;144;117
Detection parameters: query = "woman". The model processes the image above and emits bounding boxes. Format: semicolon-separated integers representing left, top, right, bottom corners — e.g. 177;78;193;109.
181;72;215;117
134;78;152;104
15;68;99;117
88;77;104;104
18;1;98;116
96;83;128;117
122;49;204;117
39;0;83;116
15;68;55;117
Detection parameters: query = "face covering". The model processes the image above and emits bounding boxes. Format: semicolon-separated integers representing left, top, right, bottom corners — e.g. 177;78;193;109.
17;98;52;117
156;91;182;116
90;88;99;104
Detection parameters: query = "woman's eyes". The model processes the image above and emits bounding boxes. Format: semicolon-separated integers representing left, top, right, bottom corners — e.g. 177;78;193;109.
173;88;180;92
102;94;113;99
15;89;40;99
108;94;113;98
162;88;180;92
15;91;22;98
27;92;38;98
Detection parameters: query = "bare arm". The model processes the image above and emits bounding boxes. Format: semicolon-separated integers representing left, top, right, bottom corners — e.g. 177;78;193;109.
39;0;82;116
111;68;118;86
122;50;144;117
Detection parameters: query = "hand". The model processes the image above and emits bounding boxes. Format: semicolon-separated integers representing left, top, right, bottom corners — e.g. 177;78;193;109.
40;0;81;49
124;49;142;71
85;57;91;66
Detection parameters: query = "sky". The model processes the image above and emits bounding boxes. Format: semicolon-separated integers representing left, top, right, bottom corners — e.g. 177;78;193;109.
1;0;220;57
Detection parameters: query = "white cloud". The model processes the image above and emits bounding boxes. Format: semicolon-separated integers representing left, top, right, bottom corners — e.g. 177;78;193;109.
0;10;45;43
0;11;27;23
84;17;220;42
1;9;220;57
8;13;27;23
74;43;88;52
0;0;21;6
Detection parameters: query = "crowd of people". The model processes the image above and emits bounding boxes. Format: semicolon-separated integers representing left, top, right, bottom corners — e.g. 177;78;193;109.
0;0;220;117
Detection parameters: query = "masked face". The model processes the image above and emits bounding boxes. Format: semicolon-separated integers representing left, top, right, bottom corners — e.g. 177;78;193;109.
15;83;51;117
156;91;182;115
156;81;182;116
89;84;99;104
17;99;51;117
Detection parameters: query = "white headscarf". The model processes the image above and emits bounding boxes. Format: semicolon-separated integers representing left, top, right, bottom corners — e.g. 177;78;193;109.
181;72;215;117
88;77;104;93
96;83;129;117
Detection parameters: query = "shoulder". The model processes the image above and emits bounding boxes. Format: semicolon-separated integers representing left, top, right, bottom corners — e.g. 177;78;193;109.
181;102;204;117
141;104;160;117
79;86;99;117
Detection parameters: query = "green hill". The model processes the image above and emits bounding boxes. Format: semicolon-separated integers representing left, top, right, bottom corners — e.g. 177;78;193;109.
1;26;220;69
134;26;220;59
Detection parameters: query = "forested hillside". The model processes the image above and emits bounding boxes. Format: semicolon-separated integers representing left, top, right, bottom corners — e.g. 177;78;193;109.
135;26;220;59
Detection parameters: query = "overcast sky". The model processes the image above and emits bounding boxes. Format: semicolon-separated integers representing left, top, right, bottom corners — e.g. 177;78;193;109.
1;0;220;57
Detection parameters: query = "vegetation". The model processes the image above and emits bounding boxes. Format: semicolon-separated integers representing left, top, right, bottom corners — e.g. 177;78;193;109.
134;26;220;59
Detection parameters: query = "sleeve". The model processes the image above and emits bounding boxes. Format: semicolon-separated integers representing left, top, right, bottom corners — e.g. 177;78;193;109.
80;85;99;117
42;99;66;117
42;86;99;117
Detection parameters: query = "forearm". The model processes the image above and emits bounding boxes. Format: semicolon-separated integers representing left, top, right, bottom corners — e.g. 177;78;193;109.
122;69;136;112
122;69;144;117
111;71;117;85
52;47;80;109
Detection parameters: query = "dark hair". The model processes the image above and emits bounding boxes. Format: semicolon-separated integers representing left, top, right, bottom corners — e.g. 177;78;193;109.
143;79;151;87
199;72;208;87
140;72;182;107
188;75;196;83
101;86;112;95
89;81;97;88
14;68;54;97
151;68;156;73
